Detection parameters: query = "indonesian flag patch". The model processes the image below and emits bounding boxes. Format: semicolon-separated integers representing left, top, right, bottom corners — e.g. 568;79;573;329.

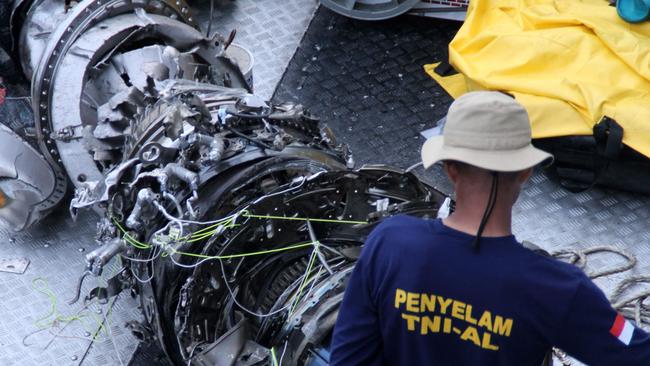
610;314;634;346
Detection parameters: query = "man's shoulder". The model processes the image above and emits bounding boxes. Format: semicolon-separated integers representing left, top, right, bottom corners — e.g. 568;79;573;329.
372;214;433;239
516;244;589;288
362;215;432;252
377;214;430;229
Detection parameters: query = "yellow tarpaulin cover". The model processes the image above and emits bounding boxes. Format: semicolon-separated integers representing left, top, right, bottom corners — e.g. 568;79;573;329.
424;0;650;157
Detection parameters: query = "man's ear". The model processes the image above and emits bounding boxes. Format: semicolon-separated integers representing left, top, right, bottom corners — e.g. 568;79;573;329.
444;162;459;184
517;168;534;184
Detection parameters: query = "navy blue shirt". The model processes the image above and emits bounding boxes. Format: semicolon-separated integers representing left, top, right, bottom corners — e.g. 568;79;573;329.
331;215;650;365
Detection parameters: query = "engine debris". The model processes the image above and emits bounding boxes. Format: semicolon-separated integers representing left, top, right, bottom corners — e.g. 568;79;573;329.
0;1;448;364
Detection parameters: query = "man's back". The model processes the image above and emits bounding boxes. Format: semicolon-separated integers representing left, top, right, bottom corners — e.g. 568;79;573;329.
330;215;650;365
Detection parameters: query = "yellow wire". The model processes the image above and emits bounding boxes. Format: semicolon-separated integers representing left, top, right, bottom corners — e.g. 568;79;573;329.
190;217;233;237
271;347;279;366
110;209;362;268
243;213;368;225
113;207;366;250
289;246;319;315
186;221;239;242
112;219;150;249
112;215;319;261
32;212;342;349
167;241;316;260
31;278;108;340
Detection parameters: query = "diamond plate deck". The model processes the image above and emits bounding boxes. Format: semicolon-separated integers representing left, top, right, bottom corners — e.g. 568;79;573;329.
0;209;143;366
273;7;460;192
193;0;319;99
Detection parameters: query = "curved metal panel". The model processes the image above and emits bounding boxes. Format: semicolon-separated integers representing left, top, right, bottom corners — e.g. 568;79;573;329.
30;0;195;187
0;123;65;230
48;13;225;187
18;0;69;79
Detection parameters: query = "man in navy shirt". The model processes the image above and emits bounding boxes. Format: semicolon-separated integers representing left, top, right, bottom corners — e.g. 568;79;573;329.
330;91;650;365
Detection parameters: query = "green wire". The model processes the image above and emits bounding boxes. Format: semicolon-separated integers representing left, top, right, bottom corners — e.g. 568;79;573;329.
186;221;239;242
243;213;368;225
112;219;150;249
113;208;366;250
27;206;363;359
289;245;319;315
110;209;364;268
167;241;316;260
33;277;75;329
186;234;213;244
290;266;323;318
32;278;108;340
271;347;279;366
187;224;242;242
31;257;126;341
35;211;347;351
190;218;233;237
113;217;320;261
33;211;355;348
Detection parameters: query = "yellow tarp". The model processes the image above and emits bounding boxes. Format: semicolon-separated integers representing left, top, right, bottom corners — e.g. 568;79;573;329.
424;0;650;157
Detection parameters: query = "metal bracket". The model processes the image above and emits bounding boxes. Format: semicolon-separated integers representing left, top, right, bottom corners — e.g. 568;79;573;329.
85;271;128;304
51;125;83;142
0;258;30;274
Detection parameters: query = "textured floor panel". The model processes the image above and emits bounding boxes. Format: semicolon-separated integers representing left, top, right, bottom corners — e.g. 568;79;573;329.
273;7;460;191
0;207;142;366
193;0;319;99
513;173;650;292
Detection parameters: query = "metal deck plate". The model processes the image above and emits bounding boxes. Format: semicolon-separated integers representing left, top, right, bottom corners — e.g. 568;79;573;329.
0;210;143;366
192;0;319;99
273;7;460;192
0;258;30;274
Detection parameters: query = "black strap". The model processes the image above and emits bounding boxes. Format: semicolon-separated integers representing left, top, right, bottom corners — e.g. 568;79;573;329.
433;56;459;77
548;116;624;193
472;172;499;252
593;116;624;160
434;61;457;77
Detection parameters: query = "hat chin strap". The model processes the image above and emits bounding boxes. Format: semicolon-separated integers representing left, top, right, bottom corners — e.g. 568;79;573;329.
472;172;499;251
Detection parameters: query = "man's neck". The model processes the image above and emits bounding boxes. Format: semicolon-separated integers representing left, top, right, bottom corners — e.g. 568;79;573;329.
442;203;513;237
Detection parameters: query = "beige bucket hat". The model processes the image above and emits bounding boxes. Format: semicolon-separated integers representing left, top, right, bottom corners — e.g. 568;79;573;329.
422;91;553;172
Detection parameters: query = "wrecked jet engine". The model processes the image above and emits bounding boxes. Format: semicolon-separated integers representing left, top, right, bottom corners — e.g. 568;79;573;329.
0;0;449;364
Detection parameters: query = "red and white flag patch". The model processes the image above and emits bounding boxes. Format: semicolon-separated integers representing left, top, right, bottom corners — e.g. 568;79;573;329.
610;314;634;346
